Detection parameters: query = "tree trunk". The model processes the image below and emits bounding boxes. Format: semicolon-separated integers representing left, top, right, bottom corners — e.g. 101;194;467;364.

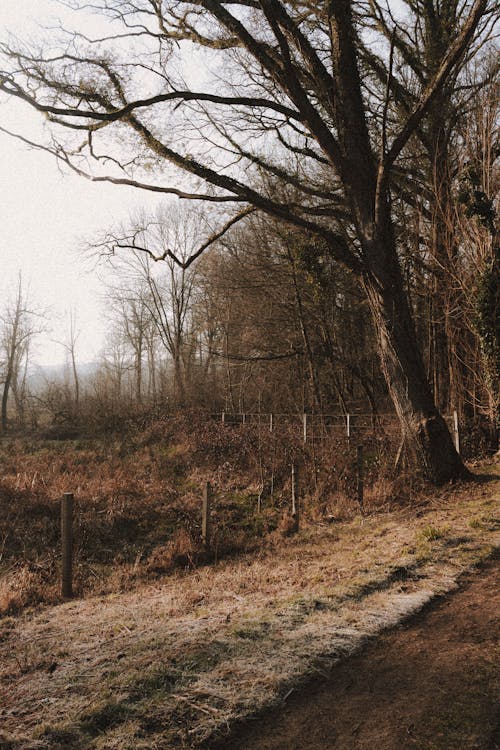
173;351;185;406
427;124;455;414
362;246;467;483
1;374;11;433
430;277;451;412
1;345;17;433
287;247;322;411
71;347;80;413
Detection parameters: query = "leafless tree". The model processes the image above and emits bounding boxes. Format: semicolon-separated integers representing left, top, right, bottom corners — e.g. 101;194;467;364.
101;204;204;404
55;308;82;414
0;275;43;431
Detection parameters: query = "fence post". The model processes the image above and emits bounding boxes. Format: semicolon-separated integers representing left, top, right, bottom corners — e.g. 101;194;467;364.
303;413;307;444
202;481;212;550
269;413;274;433
453;410;460;455
221;411;226;425
356;445;364;512
346;413;351;442
291;463;299;532
61;492;74;599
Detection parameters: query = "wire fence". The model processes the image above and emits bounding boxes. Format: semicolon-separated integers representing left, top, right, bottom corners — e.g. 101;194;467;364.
210;410;460;451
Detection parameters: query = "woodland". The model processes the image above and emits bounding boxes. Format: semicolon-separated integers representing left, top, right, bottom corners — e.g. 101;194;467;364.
0;7;499;748
0;0;498;481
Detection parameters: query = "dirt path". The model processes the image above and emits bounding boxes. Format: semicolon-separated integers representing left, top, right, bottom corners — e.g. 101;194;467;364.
211;555;500;750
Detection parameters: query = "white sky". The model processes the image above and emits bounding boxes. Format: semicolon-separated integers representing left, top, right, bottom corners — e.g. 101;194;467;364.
0;1;164;366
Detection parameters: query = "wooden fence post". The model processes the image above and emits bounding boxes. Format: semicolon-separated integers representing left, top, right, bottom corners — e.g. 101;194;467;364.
61;492;74;598
453;410;460;455
221;411;225;425
202;482;212;550
269;413;274;433
291;463;299;532
346;413;351;442
356;445;364;512
303;413;307;444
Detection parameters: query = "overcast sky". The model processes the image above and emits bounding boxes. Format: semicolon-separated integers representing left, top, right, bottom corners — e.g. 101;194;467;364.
0;2;164;366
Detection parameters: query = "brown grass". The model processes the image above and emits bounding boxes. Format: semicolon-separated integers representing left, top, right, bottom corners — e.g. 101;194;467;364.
0;458;497;749
0;415;413;616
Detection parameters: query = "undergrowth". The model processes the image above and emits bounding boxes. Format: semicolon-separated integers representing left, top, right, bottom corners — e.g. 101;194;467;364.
0;413;425;615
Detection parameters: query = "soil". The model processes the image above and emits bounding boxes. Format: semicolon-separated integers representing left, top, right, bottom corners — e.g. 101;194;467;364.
211;554;500;750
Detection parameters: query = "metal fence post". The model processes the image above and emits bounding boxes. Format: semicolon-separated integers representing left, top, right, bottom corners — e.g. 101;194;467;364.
453;410;460;455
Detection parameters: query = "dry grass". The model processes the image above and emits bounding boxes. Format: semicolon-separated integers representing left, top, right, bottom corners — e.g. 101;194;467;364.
0;417;415;615
0;457;498;749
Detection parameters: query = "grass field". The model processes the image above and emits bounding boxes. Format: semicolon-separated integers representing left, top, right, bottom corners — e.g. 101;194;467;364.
0;414;415;615
0;428;498;748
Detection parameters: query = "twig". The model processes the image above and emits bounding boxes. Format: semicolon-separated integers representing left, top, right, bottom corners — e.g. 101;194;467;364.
170;693;220;715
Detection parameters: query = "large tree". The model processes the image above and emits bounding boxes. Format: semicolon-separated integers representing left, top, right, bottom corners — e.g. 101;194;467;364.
362;2;498;416
0;0;496;480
